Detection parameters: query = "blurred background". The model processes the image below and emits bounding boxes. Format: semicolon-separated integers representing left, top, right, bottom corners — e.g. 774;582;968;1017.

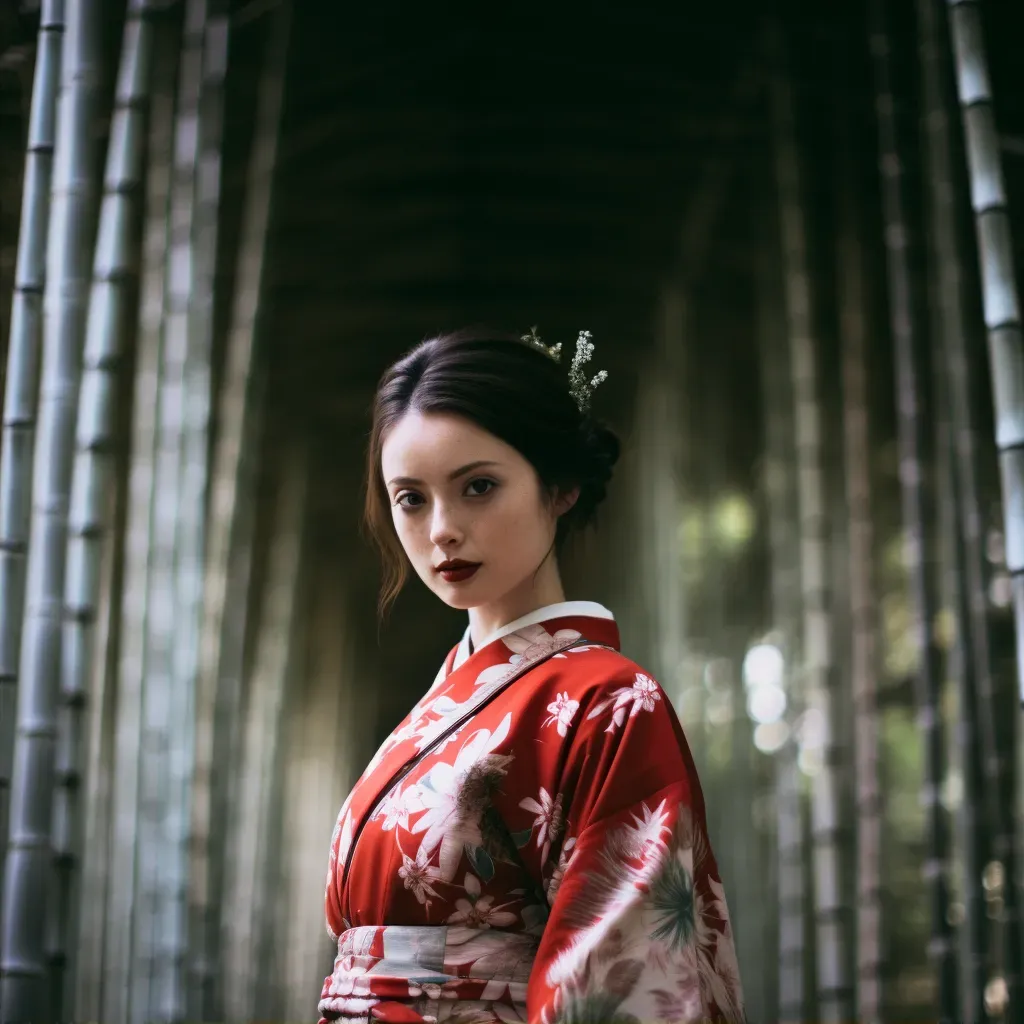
1;0;1024;1021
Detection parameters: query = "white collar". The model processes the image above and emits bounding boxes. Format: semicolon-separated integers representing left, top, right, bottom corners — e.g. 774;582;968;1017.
452;600;615;670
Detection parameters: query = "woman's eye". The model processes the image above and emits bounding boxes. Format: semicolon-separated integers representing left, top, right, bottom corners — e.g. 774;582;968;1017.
395;492;424;509
466;478;496;497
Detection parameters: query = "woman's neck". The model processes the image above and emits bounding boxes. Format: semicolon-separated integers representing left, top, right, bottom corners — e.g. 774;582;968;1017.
467;557;566;649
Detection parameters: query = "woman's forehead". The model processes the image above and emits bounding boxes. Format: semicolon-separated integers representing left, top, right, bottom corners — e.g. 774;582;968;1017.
381;411;512;476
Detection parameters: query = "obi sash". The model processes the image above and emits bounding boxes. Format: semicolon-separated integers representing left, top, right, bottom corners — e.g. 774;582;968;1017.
318;924;537;1023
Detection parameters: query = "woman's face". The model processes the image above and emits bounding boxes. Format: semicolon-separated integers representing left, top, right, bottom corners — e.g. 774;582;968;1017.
380;410;573;617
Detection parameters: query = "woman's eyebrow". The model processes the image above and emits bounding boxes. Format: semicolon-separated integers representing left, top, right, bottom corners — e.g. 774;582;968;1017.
387;460;501;487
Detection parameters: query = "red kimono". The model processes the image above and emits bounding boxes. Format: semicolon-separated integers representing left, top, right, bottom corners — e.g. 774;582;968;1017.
320;602;745;1023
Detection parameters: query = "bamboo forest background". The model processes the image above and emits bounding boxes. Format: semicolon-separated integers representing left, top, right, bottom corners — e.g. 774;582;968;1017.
1;0;1024;1021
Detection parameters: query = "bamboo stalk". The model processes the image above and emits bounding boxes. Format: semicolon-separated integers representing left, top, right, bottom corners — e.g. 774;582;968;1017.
933;292;991;1022
0;0;101;1017
102;15;177;1024
639;287;686;687
919;0;1008;1013
188;6;290;1016
756;219;804;1024
71;380;127;1019
727;641;758;1009
128;2;203;1018
226;442;308;1020
867;5;960;1019
944;2;1024;1015
159;4;231;1017
835;112;883;1024
47;3;159;1015
280;561;362;1018
770;27;852;1022
0;0;63;930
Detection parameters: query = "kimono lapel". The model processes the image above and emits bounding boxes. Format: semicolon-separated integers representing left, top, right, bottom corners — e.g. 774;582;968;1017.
339;624;605;882
343;633;593;876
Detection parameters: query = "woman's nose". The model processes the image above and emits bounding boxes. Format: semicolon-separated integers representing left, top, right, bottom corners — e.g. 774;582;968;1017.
429;503;463;547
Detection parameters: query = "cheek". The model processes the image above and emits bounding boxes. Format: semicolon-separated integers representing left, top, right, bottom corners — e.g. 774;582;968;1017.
487;492;555;552
392;512;425;558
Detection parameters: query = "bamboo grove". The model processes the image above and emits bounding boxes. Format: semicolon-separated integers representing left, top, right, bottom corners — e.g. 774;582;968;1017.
0;0;1023;1022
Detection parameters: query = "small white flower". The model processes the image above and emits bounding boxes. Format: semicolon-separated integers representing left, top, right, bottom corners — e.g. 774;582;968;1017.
631;672;661;712
546;837;577;902
376;785;412;832
543;692;579;737
398;844;442;907
586;671;663;733
519;787;565;861
444;892;516;933
445;873;518;929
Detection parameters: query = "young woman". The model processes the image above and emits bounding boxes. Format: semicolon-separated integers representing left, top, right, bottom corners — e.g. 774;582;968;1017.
319;328;745;1024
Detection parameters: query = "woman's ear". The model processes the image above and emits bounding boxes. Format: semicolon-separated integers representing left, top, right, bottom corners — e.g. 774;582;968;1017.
554;485;580;517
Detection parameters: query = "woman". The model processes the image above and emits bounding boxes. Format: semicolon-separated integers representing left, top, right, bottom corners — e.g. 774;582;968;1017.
319;328;745;1024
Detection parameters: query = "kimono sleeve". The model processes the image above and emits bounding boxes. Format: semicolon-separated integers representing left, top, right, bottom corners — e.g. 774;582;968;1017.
526;664;746;1024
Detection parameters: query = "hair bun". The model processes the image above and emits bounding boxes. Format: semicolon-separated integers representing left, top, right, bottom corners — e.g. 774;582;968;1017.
582;419;620;476
570;417;621;528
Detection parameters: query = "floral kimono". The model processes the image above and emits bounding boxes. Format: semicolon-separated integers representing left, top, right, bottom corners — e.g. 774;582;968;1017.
320;601;745;1023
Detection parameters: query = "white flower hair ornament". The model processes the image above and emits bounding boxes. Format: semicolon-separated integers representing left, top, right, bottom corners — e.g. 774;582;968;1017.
521;326;609;414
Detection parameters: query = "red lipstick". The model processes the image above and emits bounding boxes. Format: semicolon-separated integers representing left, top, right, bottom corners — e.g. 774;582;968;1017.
435;559;481;584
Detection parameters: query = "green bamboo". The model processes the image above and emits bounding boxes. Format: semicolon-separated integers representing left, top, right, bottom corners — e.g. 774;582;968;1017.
726;641;757;1012
770;26;852;1022
919;0;1006;1014
103;15;177;1023
188;7;290;1016
868;4;960;1019
0;0;63;930
0;0;100;1017
160;4;230;1016
47;3;159;1015
224;443;308;1019
756;235;805;1024
945;1;1024;1015
127;2;204;1018
933;286;990;1022
71;406;125;1019
278;561;369;1016
835;115;883;1024
634;288;686;687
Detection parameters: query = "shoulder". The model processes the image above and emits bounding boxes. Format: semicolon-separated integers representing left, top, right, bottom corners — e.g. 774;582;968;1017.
546;642;666;705
527;642;679;738
535;647;695;827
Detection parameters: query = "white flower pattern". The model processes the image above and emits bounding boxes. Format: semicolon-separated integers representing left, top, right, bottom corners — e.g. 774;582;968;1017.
375;785;414;832
398;842;442;908
586;671;662;733
543;691;580;737
446;873;519;929
545;837;577;903
406;713;513;881
519;787;564;862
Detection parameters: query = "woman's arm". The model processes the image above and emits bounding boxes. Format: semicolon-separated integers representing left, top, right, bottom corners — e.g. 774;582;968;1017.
526;666;745;1024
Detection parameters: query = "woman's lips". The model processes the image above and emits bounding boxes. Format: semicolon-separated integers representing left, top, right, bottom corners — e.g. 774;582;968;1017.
438;564;480;583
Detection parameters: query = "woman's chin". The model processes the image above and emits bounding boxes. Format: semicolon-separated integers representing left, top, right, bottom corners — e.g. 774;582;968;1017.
429;576;488;610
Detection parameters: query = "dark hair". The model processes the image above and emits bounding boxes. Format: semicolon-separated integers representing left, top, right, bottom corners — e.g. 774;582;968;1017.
363;327;621;615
